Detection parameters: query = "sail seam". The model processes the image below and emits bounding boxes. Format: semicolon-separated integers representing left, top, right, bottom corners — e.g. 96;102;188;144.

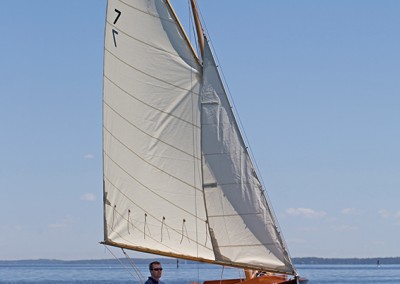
103;101;200;158
103;76;199;127
104;49;200;96
103;143;202;194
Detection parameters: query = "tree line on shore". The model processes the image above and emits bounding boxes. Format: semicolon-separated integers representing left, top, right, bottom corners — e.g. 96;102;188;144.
2;257;400;265
293;257;400;265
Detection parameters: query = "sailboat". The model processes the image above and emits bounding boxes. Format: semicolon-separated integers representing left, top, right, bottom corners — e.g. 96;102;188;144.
102;0;307;283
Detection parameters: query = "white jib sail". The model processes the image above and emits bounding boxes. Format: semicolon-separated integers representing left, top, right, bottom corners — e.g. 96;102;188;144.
103;0;295;275
201;38;294;273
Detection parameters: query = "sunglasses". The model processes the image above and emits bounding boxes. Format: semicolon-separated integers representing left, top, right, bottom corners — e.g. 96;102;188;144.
152;268;163;271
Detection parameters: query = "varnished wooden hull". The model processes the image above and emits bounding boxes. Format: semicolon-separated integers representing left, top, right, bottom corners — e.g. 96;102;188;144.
202;275;308;284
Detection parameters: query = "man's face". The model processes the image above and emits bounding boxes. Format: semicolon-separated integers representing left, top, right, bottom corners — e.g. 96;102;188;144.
150;263;163;280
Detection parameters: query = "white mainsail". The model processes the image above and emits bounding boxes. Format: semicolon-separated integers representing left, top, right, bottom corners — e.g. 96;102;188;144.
103;0;295;275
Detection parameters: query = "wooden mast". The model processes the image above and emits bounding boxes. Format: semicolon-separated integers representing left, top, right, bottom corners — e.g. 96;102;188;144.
165;0;200;64
190;0;205;61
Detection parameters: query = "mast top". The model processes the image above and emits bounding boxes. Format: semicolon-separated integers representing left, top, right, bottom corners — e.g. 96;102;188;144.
190;0;205;61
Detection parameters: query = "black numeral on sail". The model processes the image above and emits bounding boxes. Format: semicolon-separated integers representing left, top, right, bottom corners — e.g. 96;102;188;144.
114;9;121;24
112;29;118;47
112;9;121;47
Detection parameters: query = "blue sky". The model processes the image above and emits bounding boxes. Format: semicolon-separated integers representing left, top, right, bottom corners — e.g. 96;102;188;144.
1;1;399;260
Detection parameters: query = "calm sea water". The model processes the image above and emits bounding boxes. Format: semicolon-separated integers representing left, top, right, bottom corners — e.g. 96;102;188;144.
1;262;399;284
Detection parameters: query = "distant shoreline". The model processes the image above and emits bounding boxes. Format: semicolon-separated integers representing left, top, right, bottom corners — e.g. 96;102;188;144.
292;257;399;265
1;257;399;265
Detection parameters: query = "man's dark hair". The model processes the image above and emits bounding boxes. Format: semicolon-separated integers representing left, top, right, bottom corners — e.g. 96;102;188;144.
149;261;161;271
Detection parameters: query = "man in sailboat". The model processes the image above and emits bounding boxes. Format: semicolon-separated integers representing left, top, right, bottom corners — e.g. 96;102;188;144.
145;261;166;284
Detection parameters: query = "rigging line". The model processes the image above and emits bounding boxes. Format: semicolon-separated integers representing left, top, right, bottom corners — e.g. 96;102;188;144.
122;248;146;283
219;266;226;284
103;244;140;282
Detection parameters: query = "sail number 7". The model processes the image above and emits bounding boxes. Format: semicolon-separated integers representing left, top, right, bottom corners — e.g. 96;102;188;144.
113;9;121;24
112;9;121;47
